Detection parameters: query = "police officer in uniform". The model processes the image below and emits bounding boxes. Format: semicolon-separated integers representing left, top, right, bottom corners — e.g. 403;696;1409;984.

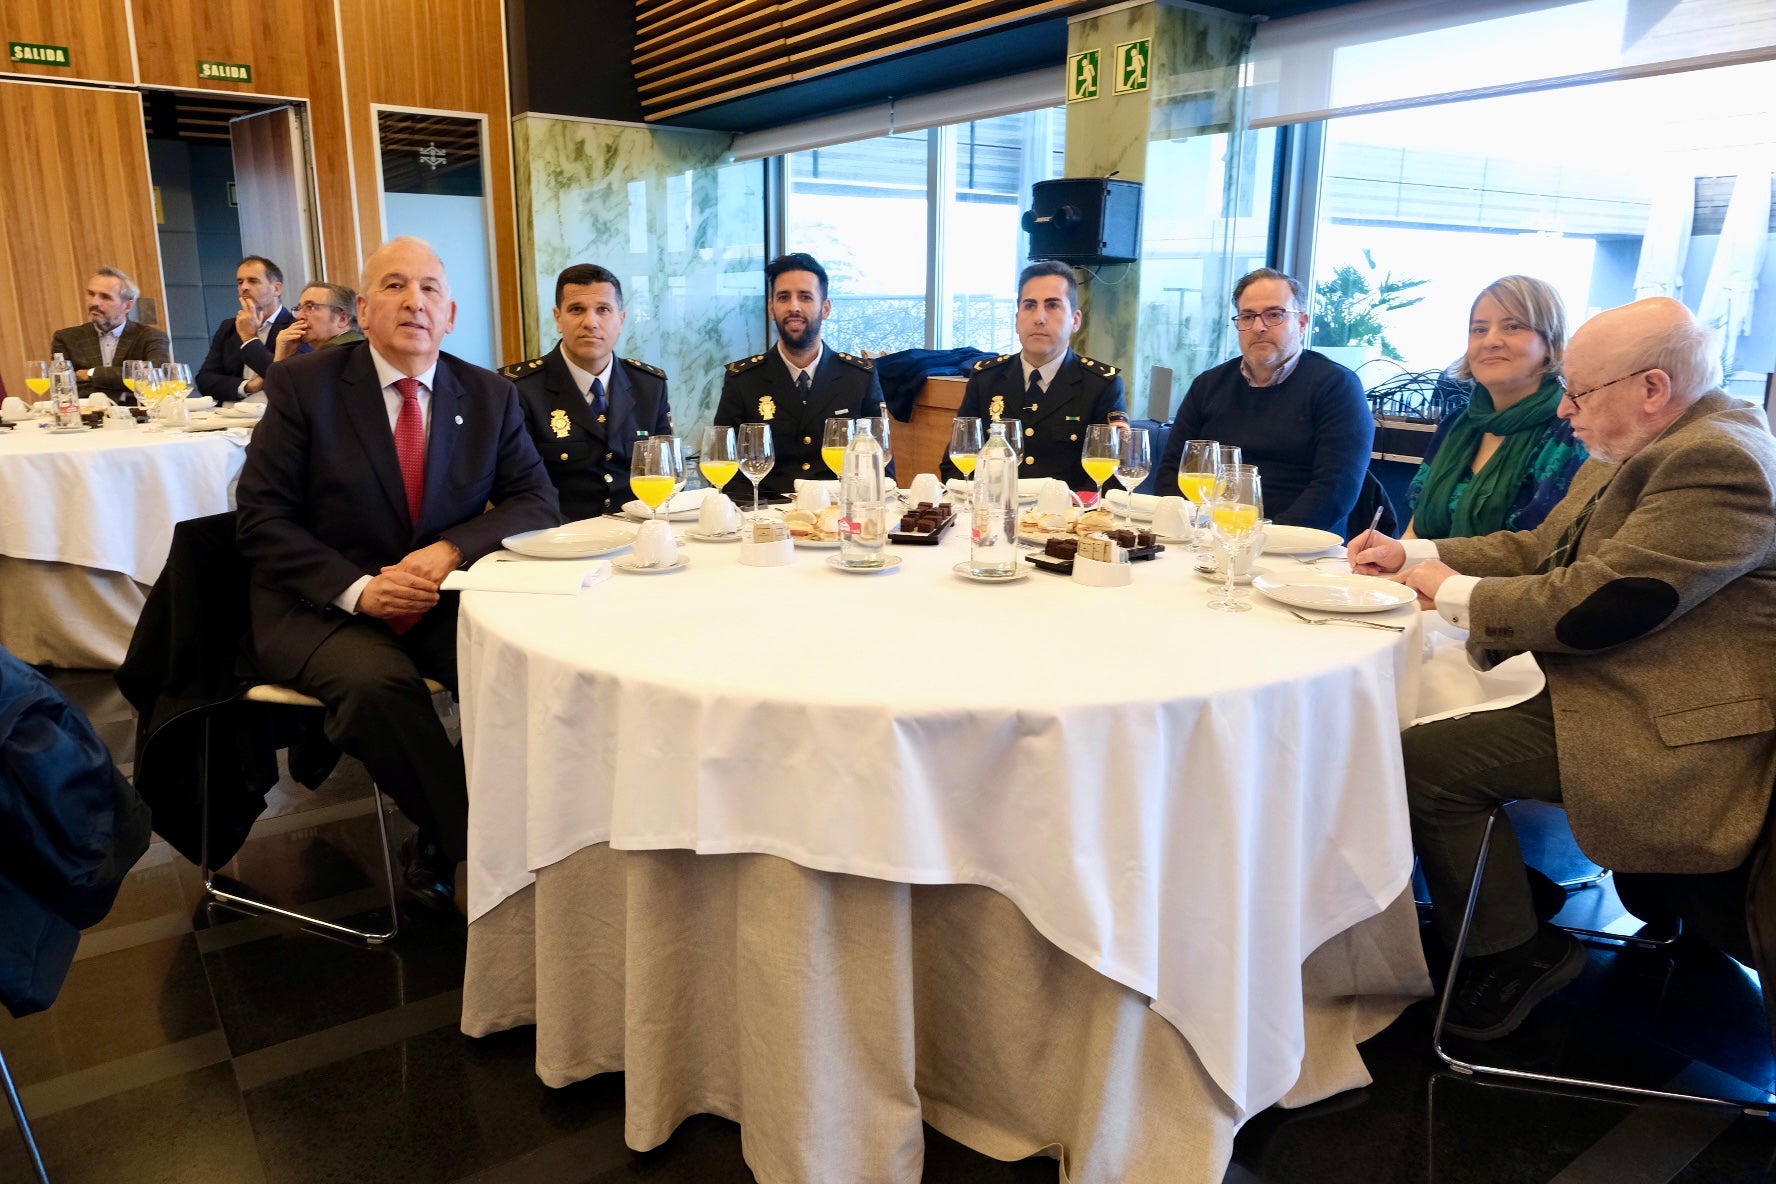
714;252;887;499
940;260;1127;489
503;264;671;521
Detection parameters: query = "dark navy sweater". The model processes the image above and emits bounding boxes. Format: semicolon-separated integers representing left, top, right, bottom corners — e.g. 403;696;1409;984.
1155;350;1373;532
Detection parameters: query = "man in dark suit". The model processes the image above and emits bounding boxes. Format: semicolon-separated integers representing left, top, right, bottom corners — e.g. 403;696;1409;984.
714;252;886;498
49;267;172;402
195;255;295;404
236;236;559;911
503;264;671;522
939;260;1126;488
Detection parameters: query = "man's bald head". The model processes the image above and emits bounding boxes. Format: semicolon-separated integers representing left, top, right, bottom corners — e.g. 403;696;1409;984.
357;236;457;376
1559;297;1720;464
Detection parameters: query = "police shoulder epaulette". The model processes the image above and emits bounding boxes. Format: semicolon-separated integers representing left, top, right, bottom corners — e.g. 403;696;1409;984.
498;357;546;380
1078;355;1120;378
834;351;874;371
726;354;766;374
973;353;1016;372
620;357;665;379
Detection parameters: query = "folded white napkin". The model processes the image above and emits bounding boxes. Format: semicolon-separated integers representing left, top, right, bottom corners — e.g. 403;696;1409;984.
82;391;113;411
219;404;265;420
442;557;611;595
1103;490;1159;515
622;486;712;519
946;478;1047;500
183;395;216;411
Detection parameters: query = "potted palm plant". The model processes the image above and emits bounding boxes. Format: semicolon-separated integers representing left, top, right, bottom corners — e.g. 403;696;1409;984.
1311;250;1427;375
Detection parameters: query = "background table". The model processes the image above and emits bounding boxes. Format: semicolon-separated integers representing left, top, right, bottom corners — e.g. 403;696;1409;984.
0;422;247;667
457;522;1430;1182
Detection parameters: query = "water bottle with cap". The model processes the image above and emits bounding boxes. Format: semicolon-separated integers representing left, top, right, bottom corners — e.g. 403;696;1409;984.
838;422;886;569
49;353;80;428
969;422;1019;576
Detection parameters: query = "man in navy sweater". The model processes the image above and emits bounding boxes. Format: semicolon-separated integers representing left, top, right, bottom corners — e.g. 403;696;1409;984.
1156;269;1372;531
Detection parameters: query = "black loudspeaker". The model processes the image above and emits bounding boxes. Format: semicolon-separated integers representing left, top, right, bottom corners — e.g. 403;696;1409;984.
1021;178;1143;265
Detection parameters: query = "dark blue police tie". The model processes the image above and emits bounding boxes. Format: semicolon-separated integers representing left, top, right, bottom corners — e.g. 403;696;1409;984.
590;376;607;419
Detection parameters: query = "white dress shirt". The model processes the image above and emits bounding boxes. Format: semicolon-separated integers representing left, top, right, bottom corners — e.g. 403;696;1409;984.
561;352;614;404
97;321;125;367
778;340;823;389
1398;538;1480;629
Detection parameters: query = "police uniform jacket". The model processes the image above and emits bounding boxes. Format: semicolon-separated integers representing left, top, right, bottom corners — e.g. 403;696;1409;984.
713;346;886;498
503;345;672;522
938;350;1126;488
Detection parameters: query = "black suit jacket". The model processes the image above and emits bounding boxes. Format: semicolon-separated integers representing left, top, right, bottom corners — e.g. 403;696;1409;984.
938;350;1126;488
504;345;672;522
713;346;887;497
195;308;296;403
235;342;560;680
48;320;172;401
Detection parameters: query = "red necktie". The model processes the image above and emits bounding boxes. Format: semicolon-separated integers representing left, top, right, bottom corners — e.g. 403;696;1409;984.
390;378;426;635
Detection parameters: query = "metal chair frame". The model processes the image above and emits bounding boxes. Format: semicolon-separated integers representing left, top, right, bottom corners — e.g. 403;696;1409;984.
2;1047;49;1183
197;683;418;946
1431;806;1772;1117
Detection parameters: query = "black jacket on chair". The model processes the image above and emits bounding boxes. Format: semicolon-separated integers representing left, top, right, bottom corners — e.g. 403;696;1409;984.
1;647;151;1017
114;511;336;870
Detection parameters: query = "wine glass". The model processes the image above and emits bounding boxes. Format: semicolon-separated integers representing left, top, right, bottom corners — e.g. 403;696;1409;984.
1114;427;1150;529
1207;465;1263;613
738;422;774;518
822;417;854;477
23;361;49;400
1080;423;1122;507
630;435;685;530
698;424;738;497
948;417;982;481
1176;439;1221;551
160;361;191;398
122;360;149;404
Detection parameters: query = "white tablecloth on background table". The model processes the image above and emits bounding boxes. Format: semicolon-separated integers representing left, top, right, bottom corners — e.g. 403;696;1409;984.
459;529;1426;1120
0;423;247;584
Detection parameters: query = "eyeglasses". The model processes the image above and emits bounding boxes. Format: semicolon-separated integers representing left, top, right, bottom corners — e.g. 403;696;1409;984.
297;301;347;316
1231;308;1300;329
1560;367;1653;408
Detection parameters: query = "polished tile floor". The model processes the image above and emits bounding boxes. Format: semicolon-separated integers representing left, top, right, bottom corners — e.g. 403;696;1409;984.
4;670;1775;1183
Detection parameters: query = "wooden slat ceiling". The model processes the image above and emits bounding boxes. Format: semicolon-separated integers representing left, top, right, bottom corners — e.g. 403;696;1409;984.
634;0;1097;121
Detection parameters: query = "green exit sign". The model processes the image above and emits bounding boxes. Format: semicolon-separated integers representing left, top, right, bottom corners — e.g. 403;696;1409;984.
10;42;71;67
197;60;252;83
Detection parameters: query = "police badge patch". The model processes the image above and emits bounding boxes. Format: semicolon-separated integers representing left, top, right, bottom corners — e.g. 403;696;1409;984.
550;409;571;438
759;395;776;422
989;395;1004;420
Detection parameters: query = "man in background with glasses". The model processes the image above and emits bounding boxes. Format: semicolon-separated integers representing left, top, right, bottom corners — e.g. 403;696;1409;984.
939;260;1126;488
49;266;172;402
503;263;671;523
1155;267;1372;532
265;282;365;364
1351;297;1776;1041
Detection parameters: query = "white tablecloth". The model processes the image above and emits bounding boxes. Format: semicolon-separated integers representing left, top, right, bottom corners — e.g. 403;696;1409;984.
0;423;247;584
459;529;1424;1119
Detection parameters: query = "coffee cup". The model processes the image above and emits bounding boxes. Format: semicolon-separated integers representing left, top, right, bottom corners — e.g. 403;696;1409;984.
633;519;678;567
1205;524;1269;577
1035;479;1085;516
105;405;136;429
0;397;26;421
698;493;741;535
909;473;946;505
796;482;833;513
1152;496;1191;537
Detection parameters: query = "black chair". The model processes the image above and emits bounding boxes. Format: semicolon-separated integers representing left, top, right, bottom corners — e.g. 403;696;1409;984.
1431;803;1774;1115
1;1048;48;1183
1344;469;1398;539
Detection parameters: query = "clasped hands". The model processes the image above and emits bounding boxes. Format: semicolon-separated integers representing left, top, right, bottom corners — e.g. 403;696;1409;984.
357;540;463;619
1348;529;1454;611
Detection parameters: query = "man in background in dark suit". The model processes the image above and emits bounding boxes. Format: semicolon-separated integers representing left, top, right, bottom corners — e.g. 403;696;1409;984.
195;255;295;404
236;236;558;911
49;267;172;401
503;264;671;522
939;260;1126;488
714;252;886;498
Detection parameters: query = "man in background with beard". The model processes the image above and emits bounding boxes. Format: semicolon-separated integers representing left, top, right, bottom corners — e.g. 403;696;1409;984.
714;252;886;499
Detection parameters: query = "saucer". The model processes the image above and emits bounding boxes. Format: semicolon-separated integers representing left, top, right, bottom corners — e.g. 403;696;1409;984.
1192;562;1254;586
614;555;688;575
952;561;1029;583
686;528;742;543
825;554;901;574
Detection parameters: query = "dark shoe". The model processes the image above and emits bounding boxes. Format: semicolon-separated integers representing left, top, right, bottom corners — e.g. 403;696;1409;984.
1442;925;1585;1041
1527;866;1567;925
398;833;458;914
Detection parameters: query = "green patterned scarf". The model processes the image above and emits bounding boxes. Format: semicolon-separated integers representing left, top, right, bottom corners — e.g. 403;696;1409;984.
1414;376;1563;539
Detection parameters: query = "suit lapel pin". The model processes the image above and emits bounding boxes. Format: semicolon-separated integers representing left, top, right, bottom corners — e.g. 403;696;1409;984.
455;415;464;425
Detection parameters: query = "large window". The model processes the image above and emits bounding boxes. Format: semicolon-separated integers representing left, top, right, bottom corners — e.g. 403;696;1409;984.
783;107;1066;355
1308;60;1776;402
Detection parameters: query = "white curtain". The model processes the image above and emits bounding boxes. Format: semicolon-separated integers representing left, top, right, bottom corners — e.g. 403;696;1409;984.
1633;174;1697;300
1697;166;1772;371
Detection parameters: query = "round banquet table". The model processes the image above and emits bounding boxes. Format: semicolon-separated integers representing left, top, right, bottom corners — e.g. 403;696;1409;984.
0;420;248;667
457;519;1431;1182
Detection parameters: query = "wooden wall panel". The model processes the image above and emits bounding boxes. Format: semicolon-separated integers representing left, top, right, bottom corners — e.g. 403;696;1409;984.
132;0;311;98
0;82;163;401
337;0;523;361
0;0;135;85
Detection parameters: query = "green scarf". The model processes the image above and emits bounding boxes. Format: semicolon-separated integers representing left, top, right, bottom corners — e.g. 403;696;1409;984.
1414;376;1563;539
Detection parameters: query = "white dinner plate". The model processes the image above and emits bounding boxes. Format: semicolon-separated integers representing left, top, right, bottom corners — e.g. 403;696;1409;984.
48;425;90;434
952;561;1029;583
503;519;639;559
792;536;842;549
1251;572;1416;613
614;555;688;574
685;528;742;543
1261;525;1345;555
825;554;901;574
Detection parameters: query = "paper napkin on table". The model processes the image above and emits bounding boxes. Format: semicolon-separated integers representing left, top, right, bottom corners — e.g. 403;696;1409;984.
441;558;611;595
945;478;1048;499
621;487;712;518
